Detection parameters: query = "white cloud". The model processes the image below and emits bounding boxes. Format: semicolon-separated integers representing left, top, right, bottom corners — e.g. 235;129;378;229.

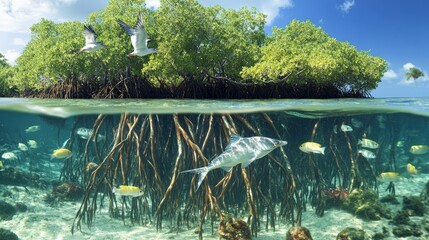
403;62;415;71
382;69;398;80
339;0;355;13
12;38;26;46
146;0;161;9
4;49;20;65
0;0;80;33
199;0;293;25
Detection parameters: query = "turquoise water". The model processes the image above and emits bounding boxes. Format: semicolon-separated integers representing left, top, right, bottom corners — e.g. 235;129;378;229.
1;97;429;239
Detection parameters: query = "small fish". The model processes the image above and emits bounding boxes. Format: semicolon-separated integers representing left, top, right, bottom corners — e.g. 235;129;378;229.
2;152;17;160
0;160;4;171
18;143;28;151
376;115;386;129
406;163;418;175
25;125;40;133
351;118;363;128
27;140;38;149
358;138;379;149
113;185;144;197
51;148;72;159
182;134;287;190
377;172;400;182
76;128;106;142
409;145;429;155
358;149;376;159
61;138;71;149
85;162;99;173
396;140;405;148
340;123;353;132
299;142;325;155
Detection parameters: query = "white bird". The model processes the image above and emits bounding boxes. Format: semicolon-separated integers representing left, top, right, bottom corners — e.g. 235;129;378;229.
117;14;158;57
79;25;106;53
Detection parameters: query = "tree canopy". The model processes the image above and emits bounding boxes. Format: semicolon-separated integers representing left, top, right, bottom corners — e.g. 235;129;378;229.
4;0;387;97
241;20;387;93
405;67;424;81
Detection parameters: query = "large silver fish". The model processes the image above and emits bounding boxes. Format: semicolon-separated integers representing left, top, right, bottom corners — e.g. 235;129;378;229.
182;134;287;190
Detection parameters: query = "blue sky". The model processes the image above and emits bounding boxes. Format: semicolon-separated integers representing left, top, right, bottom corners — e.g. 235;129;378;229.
0;0;427;98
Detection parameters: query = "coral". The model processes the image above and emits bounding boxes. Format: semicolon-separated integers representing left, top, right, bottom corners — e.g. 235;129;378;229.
402;196;425;216
336;227;370;240
218;213;251;240
14;202;27;212
379;194;399;205
44;181;83;204
343;189;391;220
371;226;389;240
0;228;18;240
286;226;313;240
392;225;422;237
391;211;410;225
0;201;16;221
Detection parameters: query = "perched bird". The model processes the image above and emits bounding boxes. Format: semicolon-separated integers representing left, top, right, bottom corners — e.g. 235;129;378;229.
79;25;106;53
117;14;158;57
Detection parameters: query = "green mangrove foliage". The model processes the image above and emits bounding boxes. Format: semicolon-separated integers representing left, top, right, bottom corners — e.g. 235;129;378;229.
405;67;425;81
142;0;265;85
6;0;386;96
241;20;388;93
0;53;14;96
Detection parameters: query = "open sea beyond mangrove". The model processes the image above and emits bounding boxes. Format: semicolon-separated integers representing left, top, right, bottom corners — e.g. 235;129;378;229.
1;97;429;240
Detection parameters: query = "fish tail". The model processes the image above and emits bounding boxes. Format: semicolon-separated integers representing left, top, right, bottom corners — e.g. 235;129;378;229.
181;167;209;190
321;147;326;155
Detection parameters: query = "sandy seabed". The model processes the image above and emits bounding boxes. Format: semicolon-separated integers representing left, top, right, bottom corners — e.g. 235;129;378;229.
1;173;429;240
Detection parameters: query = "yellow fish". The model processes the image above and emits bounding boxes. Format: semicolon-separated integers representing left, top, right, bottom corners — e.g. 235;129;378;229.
51;148;72;159
377;172;400;182
406;163;418;175
409;145;429;155
0;160;4;171
113;185;144;197
299;142;325;155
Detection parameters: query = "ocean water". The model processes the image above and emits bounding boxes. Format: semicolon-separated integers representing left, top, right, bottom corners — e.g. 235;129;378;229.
1;97;429;240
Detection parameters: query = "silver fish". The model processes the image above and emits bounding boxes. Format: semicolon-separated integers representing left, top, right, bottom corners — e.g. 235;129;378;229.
358;138;379;149
340;123;353;132
358;149;376;159
76;128;105;142
182;134;287;190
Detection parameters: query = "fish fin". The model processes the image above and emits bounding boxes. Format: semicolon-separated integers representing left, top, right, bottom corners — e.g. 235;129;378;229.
321;147;326;155
225;134;241;151
181;167;209;190
241;157;258;169
221;166;233;172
